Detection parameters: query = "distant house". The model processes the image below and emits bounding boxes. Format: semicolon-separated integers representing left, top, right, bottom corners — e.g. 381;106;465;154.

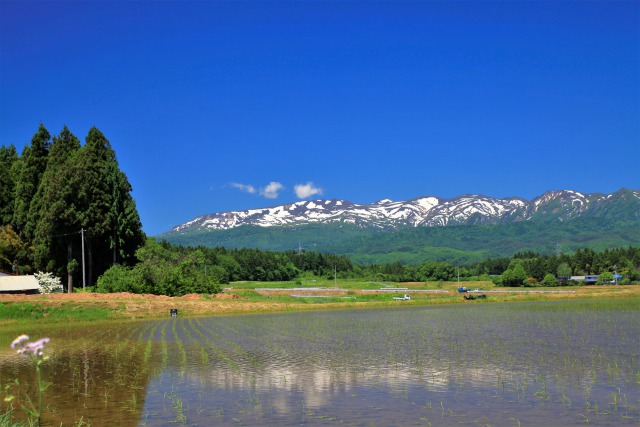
570;275;599;284
0;275;40;294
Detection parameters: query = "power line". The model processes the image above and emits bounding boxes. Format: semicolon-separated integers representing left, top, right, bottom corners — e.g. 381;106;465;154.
50;229;83;238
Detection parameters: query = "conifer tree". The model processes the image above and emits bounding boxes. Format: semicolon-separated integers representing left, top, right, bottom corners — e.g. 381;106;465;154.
2;124;144;285
33;126;82;286
12;124;50;239
0;144;19;225
62;127;144;285
106;161;145;266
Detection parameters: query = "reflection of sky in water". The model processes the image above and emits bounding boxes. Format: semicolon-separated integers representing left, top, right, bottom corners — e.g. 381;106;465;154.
1;301;638;426
136;302;639;426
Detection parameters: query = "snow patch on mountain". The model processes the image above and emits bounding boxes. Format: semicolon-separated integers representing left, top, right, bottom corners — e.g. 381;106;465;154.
168;189;638;234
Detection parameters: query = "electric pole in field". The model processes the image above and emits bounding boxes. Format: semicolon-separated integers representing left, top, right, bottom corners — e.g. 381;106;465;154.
81;228;86;290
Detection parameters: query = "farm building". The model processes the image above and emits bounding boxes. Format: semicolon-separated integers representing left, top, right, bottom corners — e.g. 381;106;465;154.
0;274;40;294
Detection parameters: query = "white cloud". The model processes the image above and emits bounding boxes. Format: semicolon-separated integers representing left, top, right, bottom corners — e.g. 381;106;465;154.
295;182;323;199
260;182;284;199
230;183;256;194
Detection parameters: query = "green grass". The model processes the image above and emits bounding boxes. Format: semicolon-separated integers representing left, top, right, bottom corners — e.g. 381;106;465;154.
0;409;25;427
229;277;486;290
0;302;116;322
223;279;640;311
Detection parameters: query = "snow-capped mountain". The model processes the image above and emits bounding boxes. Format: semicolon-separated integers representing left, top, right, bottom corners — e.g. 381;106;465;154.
167;188;639;234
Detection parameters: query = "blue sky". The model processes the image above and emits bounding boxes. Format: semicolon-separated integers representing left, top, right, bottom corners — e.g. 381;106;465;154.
1;1;638;236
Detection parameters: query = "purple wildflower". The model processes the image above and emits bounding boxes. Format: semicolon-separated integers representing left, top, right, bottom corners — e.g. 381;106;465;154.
10;334;29;349
25;338;50;357
10;335;50;358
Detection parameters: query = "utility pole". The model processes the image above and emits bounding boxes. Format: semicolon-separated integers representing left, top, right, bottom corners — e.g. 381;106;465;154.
81;228;86;290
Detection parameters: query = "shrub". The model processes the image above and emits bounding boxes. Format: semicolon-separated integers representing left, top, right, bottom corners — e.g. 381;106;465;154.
541;273;559;287
96;264;145;293
34;271;63;294
597;271;614;285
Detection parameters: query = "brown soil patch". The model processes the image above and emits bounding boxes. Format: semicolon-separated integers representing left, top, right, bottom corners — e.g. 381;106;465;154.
214;293;242;299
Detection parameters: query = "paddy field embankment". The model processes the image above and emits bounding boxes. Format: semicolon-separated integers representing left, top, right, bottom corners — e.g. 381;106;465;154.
1;281;638;328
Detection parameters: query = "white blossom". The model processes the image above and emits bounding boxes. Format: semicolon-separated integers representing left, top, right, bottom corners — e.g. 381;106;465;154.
34;271;63;294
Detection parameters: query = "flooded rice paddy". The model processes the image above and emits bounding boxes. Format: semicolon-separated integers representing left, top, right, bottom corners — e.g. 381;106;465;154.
1;299;638;426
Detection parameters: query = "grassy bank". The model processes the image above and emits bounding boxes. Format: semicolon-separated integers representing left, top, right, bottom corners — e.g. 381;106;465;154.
0;281;637;325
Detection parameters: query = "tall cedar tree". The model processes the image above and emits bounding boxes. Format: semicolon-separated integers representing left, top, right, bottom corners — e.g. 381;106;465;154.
33;126;83;289
12;124;50;240
64;127;144;285
0;145;19;225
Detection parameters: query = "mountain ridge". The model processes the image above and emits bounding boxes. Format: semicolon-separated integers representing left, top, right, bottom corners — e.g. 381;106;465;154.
165;188;639;235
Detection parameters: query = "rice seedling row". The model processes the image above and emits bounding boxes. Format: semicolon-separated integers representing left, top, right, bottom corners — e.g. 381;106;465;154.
2;299;638;426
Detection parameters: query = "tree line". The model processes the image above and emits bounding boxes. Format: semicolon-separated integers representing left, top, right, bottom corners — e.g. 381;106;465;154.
95;239;639;296
358;247;640;285
0;124;145;290
95;239;357;295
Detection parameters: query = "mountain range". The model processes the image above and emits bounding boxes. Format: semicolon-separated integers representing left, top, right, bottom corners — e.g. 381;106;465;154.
159;188;640;264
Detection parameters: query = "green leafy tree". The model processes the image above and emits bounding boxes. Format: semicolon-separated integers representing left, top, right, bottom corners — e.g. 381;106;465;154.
557;262;572;278
541;273;559;286
573;248;596;274
66;259;79;293
216;254;242;281
521;257;545;281
499;269;512;286
620;258;639;281
208;264;229;284
597;271;614;285
0;225;32;273
96;264;145;293
501;260;528;286
99;239;222;296
512;264;528;286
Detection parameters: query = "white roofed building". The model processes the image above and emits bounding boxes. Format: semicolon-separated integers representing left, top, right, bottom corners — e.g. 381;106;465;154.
0;275;40;294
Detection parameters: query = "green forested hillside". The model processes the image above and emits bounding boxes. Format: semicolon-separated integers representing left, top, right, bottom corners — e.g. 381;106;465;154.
161;217;639;265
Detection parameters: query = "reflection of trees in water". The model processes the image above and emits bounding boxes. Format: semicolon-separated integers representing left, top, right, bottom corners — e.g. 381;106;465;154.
1;302;638;426
169;351;513;413
151;303;639;422
0;337;156;426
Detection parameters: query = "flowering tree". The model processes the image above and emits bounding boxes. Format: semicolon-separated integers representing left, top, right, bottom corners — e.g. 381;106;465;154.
33;271;63;294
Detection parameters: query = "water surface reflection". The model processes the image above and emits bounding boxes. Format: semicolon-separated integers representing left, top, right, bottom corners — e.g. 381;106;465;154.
1;300;638;426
